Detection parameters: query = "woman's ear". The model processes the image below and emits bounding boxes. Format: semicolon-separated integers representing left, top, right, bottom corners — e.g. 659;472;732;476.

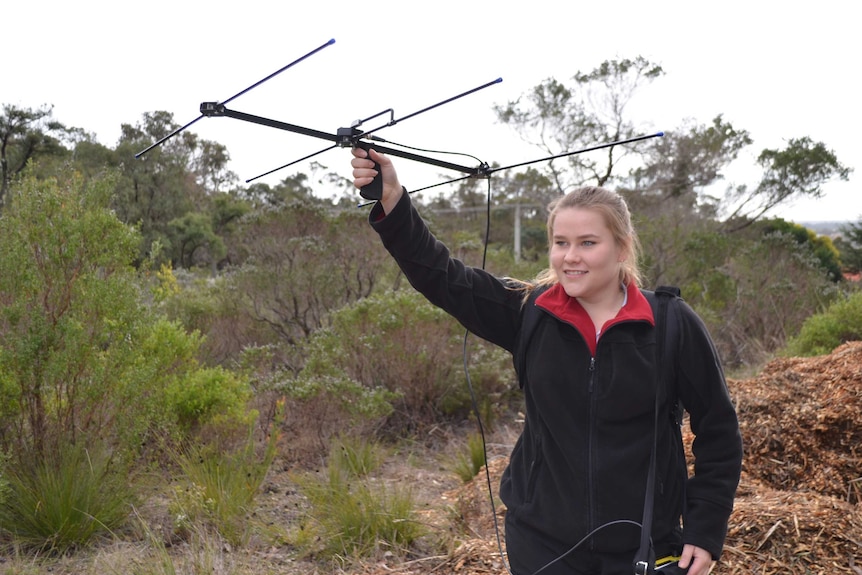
618;243;630;263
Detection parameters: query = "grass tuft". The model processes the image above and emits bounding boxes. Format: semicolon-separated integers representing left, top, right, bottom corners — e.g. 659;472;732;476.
0;443;133;554
292;437;424;562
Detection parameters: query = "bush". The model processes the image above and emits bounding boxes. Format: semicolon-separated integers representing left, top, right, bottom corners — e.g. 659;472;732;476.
292;289;514;440
0;169;260;471
708;232;837;366
168;366;253;434
0;169;146;460
782;290;862;356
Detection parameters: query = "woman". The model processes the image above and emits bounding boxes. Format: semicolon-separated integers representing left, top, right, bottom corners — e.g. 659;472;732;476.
350;148;742;575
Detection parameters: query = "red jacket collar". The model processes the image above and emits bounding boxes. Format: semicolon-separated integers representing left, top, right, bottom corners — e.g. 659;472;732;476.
535;283;655;355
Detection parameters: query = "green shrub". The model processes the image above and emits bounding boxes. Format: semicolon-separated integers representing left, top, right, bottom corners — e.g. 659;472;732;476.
168;366;253;434
0;170;251;471
294;290;514;438
782;290;862;356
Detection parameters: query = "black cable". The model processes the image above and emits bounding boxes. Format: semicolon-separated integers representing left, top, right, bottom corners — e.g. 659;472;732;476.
459;175;514;573
366;135;484;166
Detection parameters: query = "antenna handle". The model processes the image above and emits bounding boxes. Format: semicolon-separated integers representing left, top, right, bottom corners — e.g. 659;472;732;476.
354;140;382;200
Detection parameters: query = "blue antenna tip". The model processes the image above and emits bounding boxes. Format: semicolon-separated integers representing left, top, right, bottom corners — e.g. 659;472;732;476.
328;38;336;44
657;131;665;137
495;77;503;83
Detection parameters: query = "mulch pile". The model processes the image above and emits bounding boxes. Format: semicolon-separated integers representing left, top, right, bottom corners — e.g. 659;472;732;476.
365;342;862;574
720;341;862;574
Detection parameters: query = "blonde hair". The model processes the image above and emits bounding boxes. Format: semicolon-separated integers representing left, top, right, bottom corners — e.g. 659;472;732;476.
514;186;642;299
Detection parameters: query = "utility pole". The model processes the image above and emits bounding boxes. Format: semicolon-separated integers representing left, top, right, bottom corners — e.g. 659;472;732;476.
514;202;522;263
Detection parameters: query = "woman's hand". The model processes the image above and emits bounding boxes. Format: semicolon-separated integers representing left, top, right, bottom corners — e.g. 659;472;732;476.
678;544;714;574
350;147;403;214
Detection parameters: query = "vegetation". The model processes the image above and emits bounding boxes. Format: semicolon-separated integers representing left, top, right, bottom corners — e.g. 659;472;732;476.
450;432;489;483
0;443;131;553
782;290;862;357
0;53;858;573
290;437;425;563
170;421;279;547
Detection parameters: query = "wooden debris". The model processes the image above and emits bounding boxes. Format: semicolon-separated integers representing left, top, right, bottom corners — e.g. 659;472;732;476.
363;342;862;574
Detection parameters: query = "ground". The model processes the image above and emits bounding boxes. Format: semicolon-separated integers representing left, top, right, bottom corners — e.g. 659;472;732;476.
3;343;861;575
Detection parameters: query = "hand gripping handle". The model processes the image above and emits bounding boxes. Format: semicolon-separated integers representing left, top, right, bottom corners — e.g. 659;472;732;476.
352;140;382;201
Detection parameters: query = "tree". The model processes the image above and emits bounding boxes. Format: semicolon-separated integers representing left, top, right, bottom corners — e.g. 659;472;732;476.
836;219;862;275
494;57;663;191
169;211;226;269
616;116;752;289
0;104;73;205
210;190;251;269
723;137;851;230
113;111;238;265
228;201;394;365
240;171;320;207
628;115;753;216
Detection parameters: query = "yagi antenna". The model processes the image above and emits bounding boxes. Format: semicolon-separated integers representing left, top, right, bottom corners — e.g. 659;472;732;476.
135;37;501;201
134;38;336;158
224;77;503;199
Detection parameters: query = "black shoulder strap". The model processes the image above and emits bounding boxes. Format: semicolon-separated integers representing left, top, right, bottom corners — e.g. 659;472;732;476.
643;286;684;423
635;285;682;575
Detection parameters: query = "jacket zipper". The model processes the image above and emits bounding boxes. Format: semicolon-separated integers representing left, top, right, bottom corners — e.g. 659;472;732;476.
587;355;596;550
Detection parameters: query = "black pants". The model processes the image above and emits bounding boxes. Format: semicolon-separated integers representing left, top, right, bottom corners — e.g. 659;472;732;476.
505;517;681;575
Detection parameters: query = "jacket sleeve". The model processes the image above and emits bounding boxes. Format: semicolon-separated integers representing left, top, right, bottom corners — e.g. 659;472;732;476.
369;192;522;352
673;300;743;559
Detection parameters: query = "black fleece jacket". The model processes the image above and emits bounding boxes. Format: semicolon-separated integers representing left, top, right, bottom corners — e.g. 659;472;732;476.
369;192;742;559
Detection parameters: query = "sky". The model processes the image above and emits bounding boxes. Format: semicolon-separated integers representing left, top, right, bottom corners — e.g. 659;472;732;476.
5;0;859;223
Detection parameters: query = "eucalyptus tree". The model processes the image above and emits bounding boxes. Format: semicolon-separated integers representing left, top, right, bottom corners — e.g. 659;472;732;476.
113;110;238;265
625;115;753;286
722;137;851;231
0;104;73;205
494;56;664;192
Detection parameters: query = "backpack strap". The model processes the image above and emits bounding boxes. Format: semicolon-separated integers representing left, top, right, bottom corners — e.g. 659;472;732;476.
635;285;683;575
643;286;684;424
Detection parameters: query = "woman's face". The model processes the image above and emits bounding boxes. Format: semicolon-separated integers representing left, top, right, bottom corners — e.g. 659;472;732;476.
549;207;626;303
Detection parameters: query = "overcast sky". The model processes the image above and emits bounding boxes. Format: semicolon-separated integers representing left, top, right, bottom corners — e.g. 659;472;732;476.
6;0;858;222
